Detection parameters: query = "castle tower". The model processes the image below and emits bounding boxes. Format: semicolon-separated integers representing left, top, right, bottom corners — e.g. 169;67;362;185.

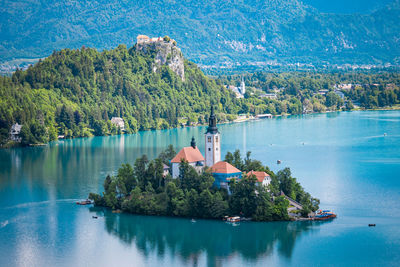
205;106;221;167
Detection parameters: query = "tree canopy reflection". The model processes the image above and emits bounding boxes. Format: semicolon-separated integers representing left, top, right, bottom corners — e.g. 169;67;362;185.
91;208;328;265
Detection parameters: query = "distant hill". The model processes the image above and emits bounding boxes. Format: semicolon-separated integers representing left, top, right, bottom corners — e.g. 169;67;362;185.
302;0;393;14
1;0;400;70
0;41;239;145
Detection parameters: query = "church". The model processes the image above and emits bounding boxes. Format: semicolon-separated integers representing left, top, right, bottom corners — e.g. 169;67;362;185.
171;107;242;189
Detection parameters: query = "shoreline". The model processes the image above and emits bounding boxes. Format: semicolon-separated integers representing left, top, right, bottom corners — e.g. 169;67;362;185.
2;108;399;149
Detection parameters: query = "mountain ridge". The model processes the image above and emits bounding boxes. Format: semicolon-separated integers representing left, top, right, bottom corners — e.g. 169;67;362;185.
1;0;399;71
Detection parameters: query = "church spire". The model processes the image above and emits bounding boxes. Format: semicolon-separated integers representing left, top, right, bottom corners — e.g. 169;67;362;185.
191;136;196;148
206;106;218;134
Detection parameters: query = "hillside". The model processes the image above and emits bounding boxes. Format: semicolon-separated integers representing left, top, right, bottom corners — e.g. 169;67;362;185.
303;0;393;14
1;0;400;72
0;40;240;145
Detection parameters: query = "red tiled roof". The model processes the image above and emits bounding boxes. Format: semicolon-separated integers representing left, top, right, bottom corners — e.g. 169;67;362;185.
210;161;241;174
171;147;205;163
247;171;270;183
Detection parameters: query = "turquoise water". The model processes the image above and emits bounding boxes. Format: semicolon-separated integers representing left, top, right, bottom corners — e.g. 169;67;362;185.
1;111;400;266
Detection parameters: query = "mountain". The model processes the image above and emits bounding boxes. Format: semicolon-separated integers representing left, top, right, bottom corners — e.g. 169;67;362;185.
1;0;399;71
302;0;393;14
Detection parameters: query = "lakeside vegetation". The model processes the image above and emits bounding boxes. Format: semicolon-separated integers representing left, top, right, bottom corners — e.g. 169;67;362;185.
1;44;400;148
89;147;319;221
220;72;400;115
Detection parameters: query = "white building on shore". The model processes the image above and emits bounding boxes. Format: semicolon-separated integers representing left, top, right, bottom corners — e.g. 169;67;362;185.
111;117;125;131
10;123;22;142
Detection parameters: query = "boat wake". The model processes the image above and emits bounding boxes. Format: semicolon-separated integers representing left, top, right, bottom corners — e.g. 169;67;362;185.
0;220;9;228
1;199;81;210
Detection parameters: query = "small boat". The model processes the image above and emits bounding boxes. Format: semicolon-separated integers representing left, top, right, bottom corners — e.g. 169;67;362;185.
384;133;387;136
277;160;282;164
191;219;196;223
314;210;337;221
369;224;376;227
227;216;241;223
92;216;98;219
76;199;93;205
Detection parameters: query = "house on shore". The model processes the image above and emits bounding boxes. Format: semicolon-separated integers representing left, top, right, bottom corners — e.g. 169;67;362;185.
110;117;125;131
255;114;272;119
10;123;22;142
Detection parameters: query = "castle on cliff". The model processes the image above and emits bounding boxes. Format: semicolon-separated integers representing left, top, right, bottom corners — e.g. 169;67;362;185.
135;34;184;81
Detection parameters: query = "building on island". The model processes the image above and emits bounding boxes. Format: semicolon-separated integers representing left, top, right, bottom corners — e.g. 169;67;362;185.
210;161;242;190
171;137;205;178
205;106;221;167
10;123;22;142
170;107;244;190
162;164;170;177
111;117;125;131
247;171;271;187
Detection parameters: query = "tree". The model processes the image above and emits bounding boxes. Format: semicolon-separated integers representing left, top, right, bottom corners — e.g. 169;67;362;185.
345;100;354;111
117;163;136;192
134;155;149;188
158;145;176;164
229;175;258;217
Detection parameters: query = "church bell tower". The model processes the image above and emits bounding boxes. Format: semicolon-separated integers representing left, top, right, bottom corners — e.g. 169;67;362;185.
205;106;221;167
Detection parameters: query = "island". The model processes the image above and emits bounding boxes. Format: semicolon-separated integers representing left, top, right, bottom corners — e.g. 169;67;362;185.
89;107;320;221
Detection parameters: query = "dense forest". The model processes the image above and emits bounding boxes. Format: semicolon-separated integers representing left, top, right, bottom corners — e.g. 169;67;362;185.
89;147;319;221
0;44;240;146
1;42;400;147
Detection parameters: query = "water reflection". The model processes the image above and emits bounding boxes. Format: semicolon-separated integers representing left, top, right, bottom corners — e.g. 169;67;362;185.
90;208;329;266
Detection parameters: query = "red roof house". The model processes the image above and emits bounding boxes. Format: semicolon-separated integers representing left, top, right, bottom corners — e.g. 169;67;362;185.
171;147;204;163
247;170;271;186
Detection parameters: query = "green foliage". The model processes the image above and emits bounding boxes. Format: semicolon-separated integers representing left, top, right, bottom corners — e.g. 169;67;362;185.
1;0;400;68
276;168;320;212
219;72;400;116
2;47;399;147
0;45;238;145
229;175;258;217
90;146;318;221
20;121;48;145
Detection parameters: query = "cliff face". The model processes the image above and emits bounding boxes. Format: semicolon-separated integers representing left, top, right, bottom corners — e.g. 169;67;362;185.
136;39;185;81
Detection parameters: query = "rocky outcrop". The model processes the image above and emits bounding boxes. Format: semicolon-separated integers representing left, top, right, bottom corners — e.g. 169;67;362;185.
135;38;185;81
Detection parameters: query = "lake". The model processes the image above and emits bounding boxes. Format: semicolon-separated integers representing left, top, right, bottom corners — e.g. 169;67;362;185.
1;110;400;266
